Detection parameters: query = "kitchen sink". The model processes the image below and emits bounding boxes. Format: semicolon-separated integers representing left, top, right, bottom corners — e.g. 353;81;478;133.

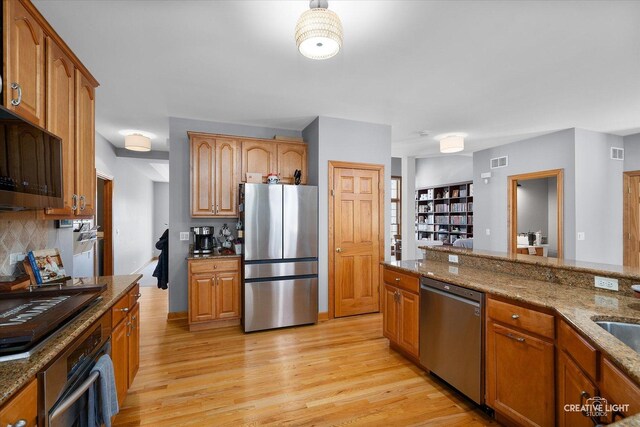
595;321;640;353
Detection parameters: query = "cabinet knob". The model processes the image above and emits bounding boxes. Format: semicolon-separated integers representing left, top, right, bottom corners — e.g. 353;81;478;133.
395;277;401;282
336;248;342;253
118;307;129;313
10;82;22;106
511;314;520;320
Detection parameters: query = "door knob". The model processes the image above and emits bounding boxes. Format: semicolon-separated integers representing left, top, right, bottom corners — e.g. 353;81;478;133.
336;248;342;253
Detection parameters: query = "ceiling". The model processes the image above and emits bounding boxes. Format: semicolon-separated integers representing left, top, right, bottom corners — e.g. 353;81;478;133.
34;1;640;157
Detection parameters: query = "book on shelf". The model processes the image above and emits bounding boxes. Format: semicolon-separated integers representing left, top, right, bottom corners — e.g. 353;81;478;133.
24;248;69;285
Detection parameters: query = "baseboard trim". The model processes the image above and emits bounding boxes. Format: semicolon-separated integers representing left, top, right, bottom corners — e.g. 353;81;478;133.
167;311;188;321
132;257;158;275
318;311;329;322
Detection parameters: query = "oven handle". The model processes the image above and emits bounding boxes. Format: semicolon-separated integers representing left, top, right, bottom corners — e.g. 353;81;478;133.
48;370;100;425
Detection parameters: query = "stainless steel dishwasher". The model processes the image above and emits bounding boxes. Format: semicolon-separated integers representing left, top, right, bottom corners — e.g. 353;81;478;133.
419;276;484;404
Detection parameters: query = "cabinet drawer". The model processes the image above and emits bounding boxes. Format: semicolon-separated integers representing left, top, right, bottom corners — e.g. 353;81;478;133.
190;259;239;274
600;357;640;416
128;283;141;309
0;378;37;427
487;298;554;339
111;295;130;327
558;320;597;379
383;267;419;294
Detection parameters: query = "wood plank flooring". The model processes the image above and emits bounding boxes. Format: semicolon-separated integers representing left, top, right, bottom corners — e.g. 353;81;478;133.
114;287;497;426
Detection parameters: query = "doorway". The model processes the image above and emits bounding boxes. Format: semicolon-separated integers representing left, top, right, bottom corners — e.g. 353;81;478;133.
96;173;114;276
507;169;564;258
329;161;385;319
623;171;640;267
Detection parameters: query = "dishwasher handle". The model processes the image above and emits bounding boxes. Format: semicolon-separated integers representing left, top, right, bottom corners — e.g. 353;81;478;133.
421;277;483;303
421;284;481;309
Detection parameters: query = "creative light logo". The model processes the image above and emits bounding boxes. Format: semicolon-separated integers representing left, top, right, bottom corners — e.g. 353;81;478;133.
564;396;629;418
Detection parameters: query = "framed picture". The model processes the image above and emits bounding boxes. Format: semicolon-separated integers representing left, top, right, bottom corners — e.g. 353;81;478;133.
55;219;73;229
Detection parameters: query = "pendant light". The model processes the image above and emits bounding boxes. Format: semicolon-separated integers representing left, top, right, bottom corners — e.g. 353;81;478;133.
439;135;465;153
295;0;343;60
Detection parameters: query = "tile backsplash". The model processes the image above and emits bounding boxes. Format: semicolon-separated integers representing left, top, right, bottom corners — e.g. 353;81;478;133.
0;219;53;276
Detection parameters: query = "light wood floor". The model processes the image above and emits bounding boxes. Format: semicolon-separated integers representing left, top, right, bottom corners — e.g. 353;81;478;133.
114;287;498;426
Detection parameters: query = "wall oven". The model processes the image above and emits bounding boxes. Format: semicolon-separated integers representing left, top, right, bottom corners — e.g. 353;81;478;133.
39;313;111;427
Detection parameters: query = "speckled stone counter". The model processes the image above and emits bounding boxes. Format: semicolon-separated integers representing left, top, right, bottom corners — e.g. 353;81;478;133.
186;253;241;260
0;274;142;407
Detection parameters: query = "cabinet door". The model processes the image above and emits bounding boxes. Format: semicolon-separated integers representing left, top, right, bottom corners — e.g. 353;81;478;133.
44;37;75;217
190;136;215;216
277;142;307;184
111;318;129;406
214;138;239;217
4;0;45;127
382;284;399;343
241;140;276;182
127;303;140;388
398;289;419;358
557;351;597;427
215;271;240;319
189;274;215;323
486;321;554;427
74;70;96;216
0;378;37;427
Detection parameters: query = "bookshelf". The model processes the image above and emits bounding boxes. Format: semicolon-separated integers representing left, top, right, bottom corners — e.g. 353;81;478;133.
415;181;474;245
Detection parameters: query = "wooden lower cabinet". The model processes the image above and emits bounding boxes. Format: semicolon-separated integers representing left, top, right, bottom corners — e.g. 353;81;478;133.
599;356;640;422
111;315;129;406
382;266;419;360
128;302;140;387
486;298;555;427
111;285;141;406
188;258;241;331
0;378;37;427
557;350;597;427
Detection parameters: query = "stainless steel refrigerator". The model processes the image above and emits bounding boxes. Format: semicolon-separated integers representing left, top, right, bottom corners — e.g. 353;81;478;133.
240;183;318;332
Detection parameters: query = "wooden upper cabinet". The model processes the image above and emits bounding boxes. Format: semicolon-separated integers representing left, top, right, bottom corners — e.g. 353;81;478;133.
241;140;276;182
191;136;215;217
44;37;75;217
277;142;307;184
215;138;239;217
4;0;46;127
74;70;95;217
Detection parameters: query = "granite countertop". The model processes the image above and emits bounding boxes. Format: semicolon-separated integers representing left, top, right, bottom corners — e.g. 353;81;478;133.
0;274;142;407
383;259;640;386
186;253;241;260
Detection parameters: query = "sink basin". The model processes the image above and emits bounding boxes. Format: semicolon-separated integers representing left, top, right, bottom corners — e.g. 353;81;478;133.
595;321;640;353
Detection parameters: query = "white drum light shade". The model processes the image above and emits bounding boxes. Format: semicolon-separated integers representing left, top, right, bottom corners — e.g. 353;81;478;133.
295;7;343;60
125;134;151;152
440;136;465;153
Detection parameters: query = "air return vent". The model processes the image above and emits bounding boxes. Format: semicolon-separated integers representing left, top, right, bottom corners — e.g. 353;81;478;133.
611;147;624;161
490;156;508;169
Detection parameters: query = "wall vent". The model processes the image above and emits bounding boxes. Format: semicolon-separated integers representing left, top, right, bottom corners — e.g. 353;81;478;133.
490;156;508;169
611;147;624;161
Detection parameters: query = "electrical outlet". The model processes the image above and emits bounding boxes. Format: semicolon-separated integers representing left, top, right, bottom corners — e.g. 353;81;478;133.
449;266;459;275
9;252;25;265
448;254;459;264
595;295;619;309
577;232;586;241
594;276;619;291
179;232;190;241
485;228;491;236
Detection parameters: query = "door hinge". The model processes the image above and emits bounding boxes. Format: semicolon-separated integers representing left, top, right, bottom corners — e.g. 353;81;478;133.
331;189;334;196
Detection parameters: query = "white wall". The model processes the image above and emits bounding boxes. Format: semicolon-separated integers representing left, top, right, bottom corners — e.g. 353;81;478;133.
517;178;549;235
574;129;623;265
304;116;392;314
153;182;169;256
415;155;473;188
624;133;640;171
95;133;155;275
391;157;402;176
548;178;558;257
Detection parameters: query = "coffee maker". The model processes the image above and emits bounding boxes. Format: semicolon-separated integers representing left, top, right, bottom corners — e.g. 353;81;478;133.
191;226;215;254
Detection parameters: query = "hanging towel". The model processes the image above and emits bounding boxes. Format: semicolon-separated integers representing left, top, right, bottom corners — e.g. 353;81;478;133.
89;354;119;427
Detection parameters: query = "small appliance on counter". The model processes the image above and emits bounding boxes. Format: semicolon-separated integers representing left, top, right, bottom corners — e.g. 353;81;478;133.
191;226;215;254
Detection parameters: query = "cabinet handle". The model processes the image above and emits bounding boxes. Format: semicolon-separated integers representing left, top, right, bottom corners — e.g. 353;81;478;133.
8;420;27;427
135;293;142;298
10;82;22;106
395;277;401;282
72;194;78;211
126;321;132;337
79;195;86;211
505;333;525;343
511;314;520;320
117;307;129;313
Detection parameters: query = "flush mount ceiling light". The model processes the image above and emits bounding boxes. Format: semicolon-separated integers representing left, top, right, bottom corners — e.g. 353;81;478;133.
295;0;343;60
439;135;465;153
119;129;156;152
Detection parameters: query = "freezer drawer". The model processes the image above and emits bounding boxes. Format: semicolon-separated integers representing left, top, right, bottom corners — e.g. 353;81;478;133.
244;260;318;280
283;185;318;259
244;278;318;332
244;184;283;260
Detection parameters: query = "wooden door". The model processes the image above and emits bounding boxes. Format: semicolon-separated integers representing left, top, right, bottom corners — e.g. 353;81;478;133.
191;136;215;216
0;378;37;427
215;138;239;216
624;173;640;267
557;351;597;427
74;70;95;216
111;319;129;406
45;37;75;217
189;274;215;323
5;0;45;127
398;289;419;358
241;140;276;182
127;303;140;388
277;142;307;184
382;284;399;342
486;321;555;427
333;167;381;317
215;272;240;319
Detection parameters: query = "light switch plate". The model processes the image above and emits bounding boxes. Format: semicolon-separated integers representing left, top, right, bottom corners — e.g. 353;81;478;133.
594;276;619;291
179;232;190;241
448;254;459;264
485;229;491;236
577;232;586;241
